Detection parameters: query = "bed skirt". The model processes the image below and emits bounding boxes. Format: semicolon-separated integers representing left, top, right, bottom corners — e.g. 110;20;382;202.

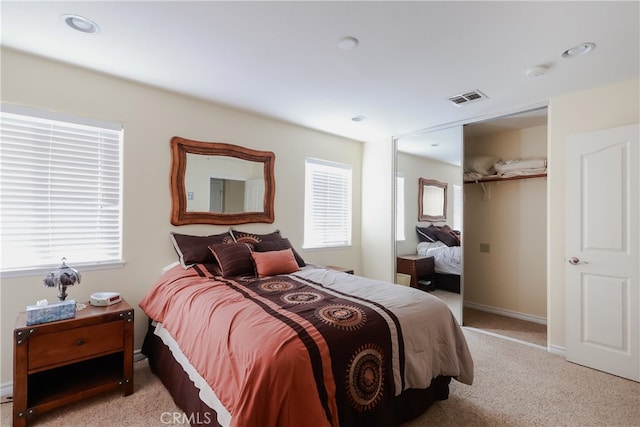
141;321;452;427
434;273;460;293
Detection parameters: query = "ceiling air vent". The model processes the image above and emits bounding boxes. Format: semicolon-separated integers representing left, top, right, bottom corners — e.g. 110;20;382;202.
448;90;488;106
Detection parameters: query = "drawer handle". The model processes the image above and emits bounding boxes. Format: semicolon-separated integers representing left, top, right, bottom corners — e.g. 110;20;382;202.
76;338;84;346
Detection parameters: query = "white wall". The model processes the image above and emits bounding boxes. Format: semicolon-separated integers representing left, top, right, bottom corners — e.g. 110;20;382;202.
463;126;547;318
547;78;639;351
0;48;363;385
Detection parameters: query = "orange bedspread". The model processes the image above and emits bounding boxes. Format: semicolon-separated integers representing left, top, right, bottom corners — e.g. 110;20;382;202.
139;264;473;427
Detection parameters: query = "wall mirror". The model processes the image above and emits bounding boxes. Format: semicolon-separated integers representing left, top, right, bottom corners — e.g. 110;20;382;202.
170;136;275;225
419;178;447;221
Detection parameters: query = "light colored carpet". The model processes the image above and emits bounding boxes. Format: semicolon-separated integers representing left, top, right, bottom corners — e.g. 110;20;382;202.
2;329;639;426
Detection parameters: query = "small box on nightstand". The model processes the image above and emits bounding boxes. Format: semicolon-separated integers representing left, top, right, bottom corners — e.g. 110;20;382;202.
25;300;76;325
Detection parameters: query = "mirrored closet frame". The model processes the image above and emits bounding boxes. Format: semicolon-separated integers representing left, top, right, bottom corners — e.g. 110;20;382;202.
392;102;549;325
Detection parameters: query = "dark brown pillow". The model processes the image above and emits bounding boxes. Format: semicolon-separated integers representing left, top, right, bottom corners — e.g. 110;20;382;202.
416;225;439;243
435;228;460;247
209;243;255;277
229;229;282;250
254;238;306;267
416;225;460;246
433;225;460;247
170;232;234;268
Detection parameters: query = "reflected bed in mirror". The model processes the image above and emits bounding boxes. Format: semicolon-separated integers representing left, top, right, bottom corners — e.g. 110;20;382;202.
171;137;275;225
419;178;447;222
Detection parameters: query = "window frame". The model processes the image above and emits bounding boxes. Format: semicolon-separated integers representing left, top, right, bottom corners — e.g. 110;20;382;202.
303;157;353;249
0;104;125;277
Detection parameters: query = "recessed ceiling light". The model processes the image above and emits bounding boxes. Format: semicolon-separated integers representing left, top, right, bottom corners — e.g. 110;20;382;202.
351;115;367;122
561;42;595;58
338;36;359;50
62;14;100;34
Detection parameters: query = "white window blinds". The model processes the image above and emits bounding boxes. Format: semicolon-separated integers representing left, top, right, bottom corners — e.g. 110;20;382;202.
0;104;123;273
304;158;352;248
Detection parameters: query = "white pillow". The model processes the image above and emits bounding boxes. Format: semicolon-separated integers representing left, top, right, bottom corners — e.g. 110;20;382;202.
417;240;446;255
464;155;500;176
161;261;180;274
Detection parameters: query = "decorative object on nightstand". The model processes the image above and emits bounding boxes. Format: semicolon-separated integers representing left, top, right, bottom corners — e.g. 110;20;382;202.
25;299;76;326
43;258;81;301
90;291;122;306
13;299;134;427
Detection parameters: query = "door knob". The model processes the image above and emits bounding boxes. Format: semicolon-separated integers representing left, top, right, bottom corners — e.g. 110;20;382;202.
568;257;584;265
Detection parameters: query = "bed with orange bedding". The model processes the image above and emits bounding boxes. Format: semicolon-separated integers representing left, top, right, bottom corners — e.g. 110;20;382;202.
140;230;472;426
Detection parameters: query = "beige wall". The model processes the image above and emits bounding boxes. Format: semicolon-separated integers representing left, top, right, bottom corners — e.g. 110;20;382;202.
0;48;364;385
361;138;395;282
547;78;640;351
463;126;547;319
396;152;462;257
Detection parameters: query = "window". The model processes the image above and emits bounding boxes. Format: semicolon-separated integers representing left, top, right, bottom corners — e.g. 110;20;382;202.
304;158;352;248
0;104;123;274
396;173;405;241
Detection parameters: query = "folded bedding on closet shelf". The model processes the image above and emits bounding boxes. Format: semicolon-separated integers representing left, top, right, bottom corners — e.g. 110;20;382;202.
494;158;547;177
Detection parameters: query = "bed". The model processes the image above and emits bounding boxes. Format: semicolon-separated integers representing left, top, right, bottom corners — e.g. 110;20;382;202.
415;225;461;293
140;230;473;427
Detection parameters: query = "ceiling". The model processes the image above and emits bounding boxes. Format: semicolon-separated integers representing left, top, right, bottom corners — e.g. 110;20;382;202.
398;107;549;166
2;1;638;149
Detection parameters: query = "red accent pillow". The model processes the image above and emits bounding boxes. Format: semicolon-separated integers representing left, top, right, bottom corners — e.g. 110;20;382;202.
251;249;299;278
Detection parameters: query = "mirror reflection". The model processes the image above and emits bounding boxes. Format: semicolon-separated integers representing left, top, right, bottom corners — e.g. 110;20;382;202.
419;178;447;221
185;154;265;214
396;126;463;324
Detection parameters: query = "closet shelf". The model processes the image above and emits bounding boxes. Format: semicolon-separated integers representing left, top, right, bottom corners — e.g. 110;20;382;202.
464;173;547;184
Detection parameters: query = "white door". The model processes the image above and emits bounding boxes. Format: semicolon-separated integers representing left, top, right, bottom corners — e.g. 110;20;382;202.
565;123;639;382
244;178;265;212
209;178;224;213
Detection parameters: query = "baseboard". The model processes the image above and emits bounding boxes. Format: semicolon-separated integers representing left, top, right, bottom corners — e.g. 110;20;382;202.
547;344;566;356
0;382;13;404
464;301;547;325
0;349;146;404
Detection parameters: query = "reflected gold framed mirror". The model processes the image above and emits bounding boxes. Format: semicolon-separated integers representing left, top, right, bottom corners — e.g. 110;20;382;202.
418;178;447;222
170;137;275;225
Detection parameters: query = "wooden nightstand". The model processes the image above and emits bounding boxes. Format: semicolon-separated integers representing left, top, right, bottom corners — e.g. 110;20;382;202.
13;299;134;427
397;255;435;290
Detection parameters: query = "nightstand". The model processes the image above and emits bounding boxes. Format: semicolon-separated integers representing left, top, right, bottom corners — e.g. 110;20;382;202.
13;299;134;427
397;255;435;290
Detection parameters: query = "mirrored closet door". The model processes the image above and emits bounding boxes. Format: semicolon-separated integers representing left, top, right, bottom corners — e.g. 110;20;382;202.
395;126;464;324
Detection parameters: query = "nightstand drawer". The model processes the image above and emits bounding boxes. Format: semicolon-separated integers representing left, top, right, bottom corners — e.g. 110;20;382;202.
414;257;434;270
28;322;123;370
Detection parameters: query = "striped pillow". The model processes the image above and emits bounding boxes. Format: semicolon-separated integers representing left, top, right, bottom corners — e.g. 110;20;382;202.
209;243;255;277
